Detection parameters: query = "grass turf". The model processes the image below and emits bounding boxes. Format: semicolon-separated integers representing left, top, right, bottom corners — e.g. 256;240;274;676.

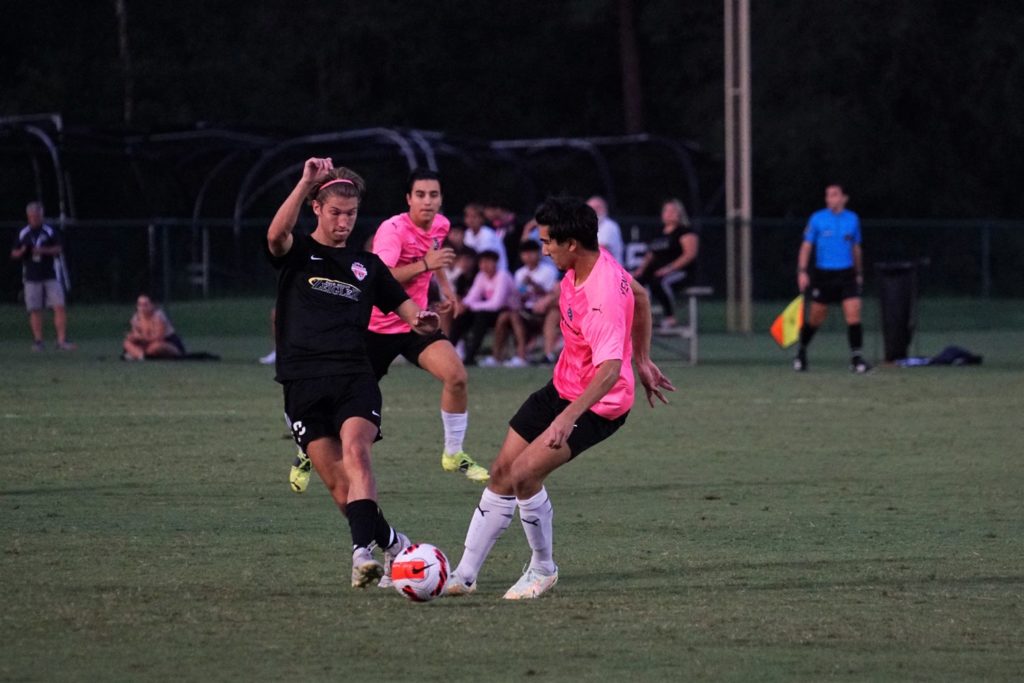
1;298;1022;681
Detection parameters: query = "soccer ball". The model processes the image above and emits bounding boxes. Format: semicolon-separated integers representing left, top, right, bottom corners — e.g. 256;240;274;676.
391;543;450;602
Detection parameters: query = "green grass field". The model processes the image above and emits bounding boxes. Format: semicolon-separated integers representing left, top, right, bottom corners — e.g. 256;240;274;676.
1;298;1022;681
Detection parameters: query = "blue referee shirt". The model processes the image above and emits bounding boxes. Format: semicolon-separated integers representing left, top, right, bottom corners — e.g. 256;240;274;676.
803;208;861;270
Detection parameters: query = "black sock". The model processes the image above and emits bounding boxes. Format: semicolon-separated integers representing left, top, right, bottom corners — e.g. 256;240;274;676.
345;499;383;550
374;508;396;549
799;324;819;350
847;323;863;355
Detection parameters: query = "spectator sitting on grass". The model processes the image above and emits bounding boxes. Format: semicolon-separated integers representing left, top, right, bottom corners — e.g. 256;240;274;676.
122;294;185;360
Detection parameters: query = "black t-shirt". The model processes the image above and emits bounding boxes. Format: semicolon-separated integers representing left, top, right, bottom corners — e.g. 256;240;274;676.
12;225;61;282
268;233;409;382
647;224;697;277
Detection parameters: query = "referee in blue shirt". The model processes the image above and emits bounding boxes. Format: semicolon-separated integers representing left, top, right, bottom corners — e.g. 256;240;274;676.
794;184;870;373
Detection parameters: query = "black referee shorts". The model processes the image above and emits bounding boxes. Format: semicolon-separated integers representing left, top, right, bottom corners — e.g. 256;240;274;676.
282;373;383;451
810;267;861;304
509;381;628;459
366;329;448;379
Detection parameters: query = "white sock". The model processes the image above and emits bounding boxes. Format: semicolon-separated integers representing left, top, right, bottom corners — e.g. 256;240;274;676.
441;410;468;454
517;487;556;574
454;488;516;584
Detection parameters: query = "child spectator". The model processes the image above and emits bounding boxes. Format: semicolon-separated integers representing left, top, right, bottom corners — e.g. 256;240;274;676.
485;240;560;367
449;250;514;366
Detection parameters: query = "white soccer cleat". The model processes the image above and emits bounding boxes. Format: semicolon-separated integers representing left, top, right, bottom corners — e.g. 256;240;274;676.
378;532;411;589
502;566;558;600
351;547;384;589
443;572;477;597
478;355;500;367
503;356;529;368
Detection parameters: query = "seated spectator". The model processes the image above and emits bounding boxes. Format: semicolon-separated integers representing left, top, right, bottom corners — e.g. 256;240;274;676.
632;198;700;328
484;200;520;271
122;294;185;360
449;250;514;366
445;223;466;251
463;203;508;272
486;240;560;367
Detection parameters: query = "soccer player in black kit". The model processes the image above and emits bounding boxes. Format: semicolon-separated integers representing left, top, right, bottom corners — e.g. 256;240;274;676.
267;157;440;588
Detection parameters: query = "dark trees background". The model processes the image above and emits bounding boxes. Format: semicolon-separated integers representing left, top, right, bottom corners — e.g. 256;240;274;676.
2;0;1023;218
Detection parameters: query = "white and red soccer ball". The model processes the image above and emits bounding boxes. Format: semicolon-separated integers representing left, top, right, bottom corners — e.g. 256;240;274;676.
391;543;449;602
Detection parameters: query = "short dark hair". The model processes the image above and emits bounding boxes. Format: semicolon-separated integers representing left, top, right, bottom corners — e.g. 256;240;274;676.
406;168;442;195
478;249;500;262
519;239;541;253
534;196;598;250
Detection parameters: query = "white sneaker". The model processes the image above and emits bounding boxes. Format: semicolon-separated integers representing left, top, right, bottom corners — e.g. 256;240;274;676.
351;547;384;588
503;356;528;368
378;532;411;589
259;350;276;365
444;571;477;597
502;565;558;600
479;355;500;367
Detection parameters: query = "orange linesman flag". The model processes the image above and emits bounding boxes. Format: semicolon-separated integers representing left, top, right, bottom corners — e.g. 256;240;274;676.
770;296;804;348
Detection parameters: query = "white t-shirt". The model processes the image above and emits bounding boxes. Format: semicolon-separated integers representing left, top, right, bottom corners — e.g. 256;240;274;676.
463;226;508;272
514;262;559;311
597;216;624;265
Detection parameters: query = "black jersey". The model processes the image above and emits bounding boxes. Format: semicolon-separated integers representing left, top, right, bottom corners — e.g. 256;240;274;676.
268;233;409;382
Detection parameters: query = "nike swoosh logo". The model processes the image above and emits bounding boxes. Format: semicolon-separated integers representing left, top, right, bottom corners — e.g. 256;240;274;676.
310;255;323;261
371;410;380;417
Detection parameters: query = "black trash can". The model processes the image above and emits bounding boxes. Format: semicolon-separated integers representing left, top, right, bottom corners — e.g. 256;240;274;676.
875;261;918;361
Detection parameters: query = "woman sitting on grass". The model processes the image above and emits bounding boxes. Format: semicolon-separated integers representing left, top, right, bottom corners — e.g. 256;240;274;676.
122;294;185;360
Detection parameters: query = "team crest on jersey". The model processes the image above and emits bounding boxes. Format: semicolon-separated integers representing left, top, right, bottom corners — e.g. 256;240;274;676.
567;305;573;321
308;277;361;301
351;262;367;281
432;238;441;249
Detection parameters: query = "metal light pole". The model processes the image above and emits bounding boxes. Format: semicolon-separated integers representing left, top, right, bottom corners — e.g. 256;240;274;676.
724;0;753;332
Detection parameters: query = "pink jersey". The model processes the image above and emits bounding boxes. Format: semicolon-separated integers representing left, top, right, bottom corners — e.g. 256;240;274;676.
552;248;635;419
368;212;450;334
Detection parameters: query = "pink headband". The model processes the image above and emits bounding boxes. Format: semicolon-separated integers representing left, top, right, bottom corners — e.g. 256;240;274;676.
318;178;355;192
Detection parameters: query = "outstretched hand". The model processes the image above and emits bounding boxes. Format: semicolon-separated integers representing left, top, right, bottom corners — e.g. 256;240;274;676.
636;359;676;407
412;309;440;334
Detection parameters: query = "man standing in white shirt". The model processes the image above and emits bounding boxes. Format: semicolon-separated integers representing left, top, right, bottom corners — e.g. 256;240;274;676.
587;196;624;265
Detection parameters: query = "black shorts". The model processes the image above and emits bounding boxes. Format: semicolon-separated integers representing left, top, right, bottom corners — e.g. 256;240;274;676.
165;333;186;354
282;373;383;451
508;381;628;459
366;329;448;379
810;268;861;304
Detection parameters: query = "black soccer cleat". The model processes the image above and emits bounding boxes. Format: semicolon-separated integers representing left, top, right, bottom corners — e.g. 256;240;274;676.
793;348;808;372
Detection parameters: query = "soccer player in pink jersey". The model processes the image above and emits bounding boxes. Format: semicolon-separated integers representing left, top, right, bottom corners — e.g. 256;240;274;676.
445;196;675;599
364;169;488;483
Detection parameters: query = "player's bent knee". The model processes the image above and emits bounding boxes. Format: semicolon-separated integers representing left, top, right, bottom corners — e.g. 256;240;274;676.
446;367;468;392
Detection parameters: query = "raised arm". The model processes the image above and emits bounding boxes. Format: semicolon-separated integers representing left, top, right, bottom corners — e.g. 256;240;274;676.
267;157;333;257
629;277;675;407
